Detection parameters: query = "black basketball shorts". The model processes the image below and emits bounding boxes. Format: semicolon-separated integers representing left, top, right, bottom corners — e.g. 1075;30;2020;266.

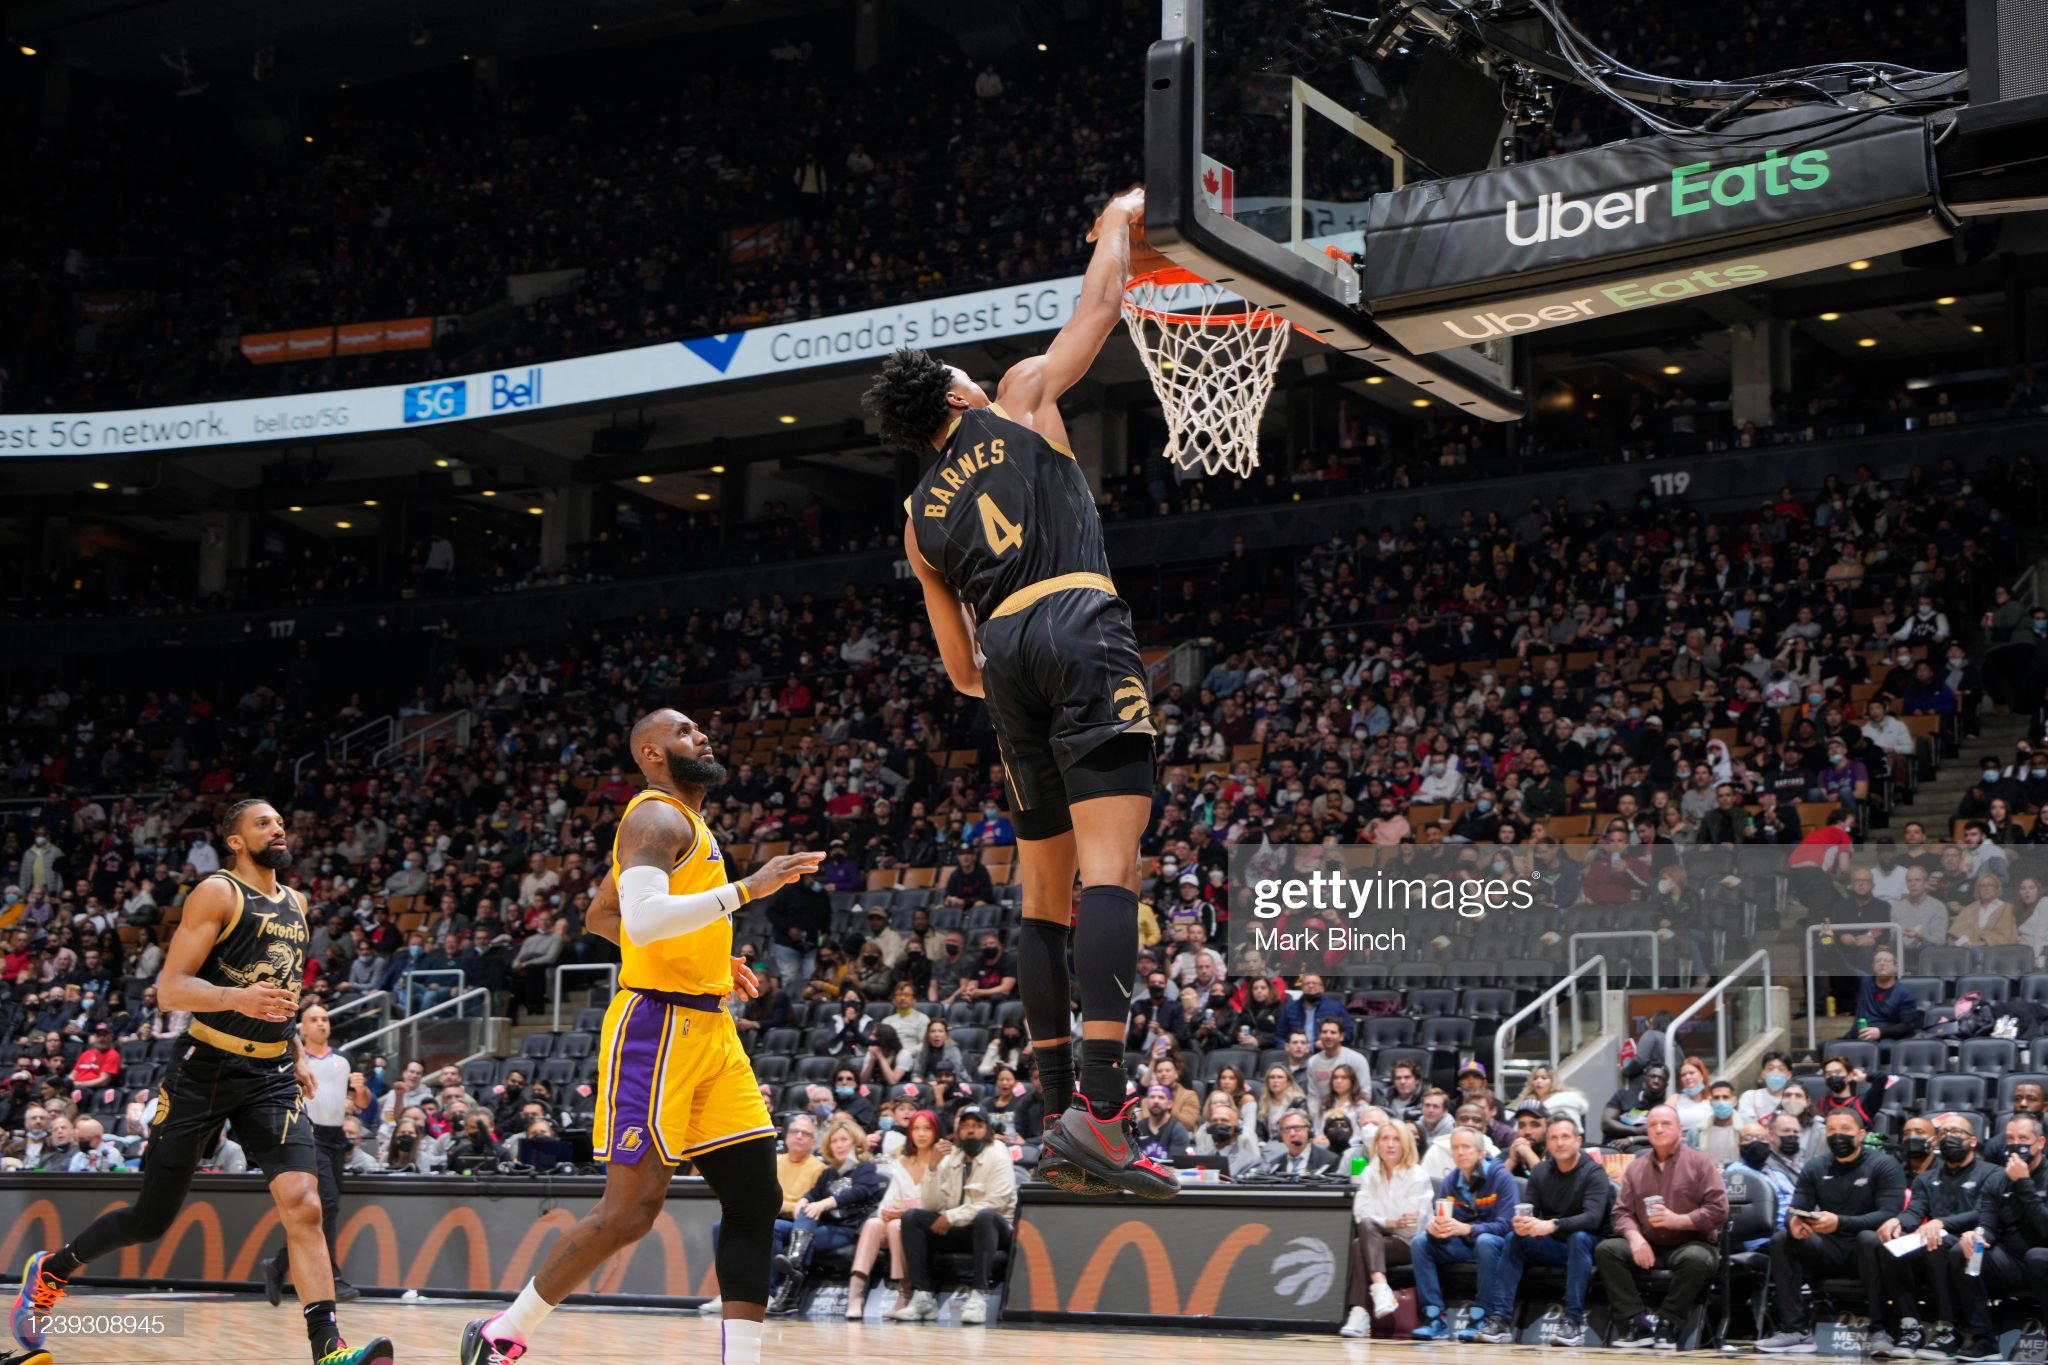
977;588;1158;840
149;1035;317;1178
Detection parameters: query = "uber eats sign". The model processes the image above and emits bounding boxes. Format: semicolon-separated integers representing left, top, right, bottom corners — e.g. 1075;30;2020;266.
1364;107;1944;354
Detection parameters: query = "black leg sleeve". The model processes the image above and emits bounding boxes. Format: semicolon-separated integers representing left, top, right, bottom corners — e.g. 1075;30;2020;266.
690;1137;780;1307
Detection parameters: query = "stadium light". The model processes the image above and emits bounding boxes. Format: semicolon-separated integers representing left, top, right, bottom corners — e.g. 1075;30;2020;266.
1410;398;1430;408
1936;296;1958;305
1848;260;1871;270
288;505;303;512
1818;312;1841;321
709;465;726;473
1661;365;1682;375
694;492;713;502
777;414;797;424
18;46;36;57
434;458;449;467
635;475;654;484
90;481;109;490
363;499;378;506
1363;376;1383;385
481;490;496;497
335;520;353;529
527;506;543;516
1971;324;1986;333
1858;338;1879;347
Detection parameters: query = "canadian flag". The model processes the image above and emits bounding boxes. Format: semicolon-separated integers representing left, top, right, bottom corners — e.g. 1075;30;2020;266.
1199;154;1235;216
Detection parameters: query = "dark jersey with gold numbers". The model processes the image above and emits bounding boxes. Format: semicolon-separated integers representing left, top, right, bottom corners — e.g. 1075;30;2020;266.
908;403;1112;623
192;871;308;1051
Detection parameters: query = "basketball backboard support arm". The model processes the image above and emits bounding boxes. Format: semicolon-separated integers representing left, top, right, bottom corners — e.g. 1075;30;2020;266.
1143;6;1528;422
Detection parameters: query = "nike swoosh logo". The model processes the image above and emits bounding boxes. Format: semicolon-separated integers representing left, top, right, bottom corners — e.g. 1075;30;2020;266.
1088;1116;1127;1161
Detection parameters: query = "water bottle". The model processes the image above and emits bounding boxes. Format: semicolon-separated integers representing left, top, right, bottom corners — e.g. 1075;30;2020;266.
1966;1239;1985;1278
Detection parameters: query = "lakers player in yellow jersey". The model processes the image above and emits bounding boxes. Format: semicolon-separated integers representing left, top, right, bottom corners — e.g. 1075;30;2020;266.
460;708;819;1365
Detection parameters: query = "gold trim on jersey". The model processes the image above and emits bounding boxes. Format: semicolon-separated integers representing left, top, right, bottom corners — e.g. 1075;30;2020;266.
989;571;1117;620
190;1019;289;1059
987;402;1075;458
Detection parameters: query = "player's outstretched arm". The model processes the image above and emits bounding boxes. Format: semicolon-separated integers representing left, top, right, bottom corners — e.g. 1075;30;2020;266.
998;186;1143;434
906;515;984;699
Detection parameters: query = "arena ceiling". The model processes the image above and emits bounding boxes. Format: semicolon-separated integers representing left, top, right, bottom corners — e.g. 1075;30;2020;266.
7;0;837;93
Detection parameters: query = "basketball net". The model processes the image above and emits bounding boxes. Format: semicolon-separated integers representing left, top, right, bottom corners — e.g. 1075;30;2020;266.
1122;267;1292;480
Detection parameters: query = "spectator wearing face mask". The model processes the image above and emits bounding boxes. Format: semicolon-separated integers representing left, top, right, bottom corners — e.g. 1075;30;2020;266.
1876;1113;1993;1359
1952;1113;2048;1362
1727;1122;1798;1251
1691;1081;1742;1166
1755;1108;1907;1355
1738;1053;1799;1130
1816;1057;1896;1129
895;1107;1016;1325
1191;1090;1263;1177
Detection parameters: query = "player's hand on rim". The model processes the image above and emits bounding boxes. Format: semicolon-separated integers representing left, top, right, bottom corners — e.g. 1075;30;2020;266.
1087;184;1146;243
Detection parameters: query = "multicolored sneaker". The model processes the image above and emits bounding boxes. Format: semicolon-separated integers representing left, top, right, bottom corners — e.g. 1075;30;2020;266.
0;1349;54;1365
1040;1096;1178;1200
1411;1311;1452;1342
9;1252;66;1350
461;1317;525;1364
316;1333;396;1365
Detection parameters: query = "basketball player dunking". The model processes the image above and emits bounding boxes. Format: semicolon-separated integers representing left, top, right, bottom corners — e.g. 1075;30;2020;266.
10;799;394;1365
861;185;1175;1199
460;708;819;1365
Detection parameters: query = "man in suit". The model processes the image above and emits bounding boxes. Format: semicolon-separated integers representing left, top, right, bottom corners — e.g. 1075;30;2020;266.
1263;1110;1341;1178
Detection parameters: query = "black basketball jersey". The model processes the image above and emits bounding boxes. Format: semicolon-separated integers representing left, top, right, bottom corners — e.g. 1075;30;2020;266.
192;871;308;1051
908;403;1112;622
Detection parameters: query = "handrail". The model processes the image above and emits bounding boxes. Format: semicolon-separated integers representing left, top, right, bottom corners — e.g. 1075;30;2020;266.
328;714;396;764
325;990;392;1041
1672;949;1777;1075
1493;954;1611;1083
1804;920;1901;1050
338;987;491;1063
555;963;620;1031
1569;930;1662;989
374;709;472;769
395;968;465;1013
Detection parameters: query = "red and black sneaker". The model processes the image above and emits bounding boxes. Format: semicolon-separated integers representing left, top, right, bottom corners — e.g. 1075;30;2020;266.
1040;1096;1180;1200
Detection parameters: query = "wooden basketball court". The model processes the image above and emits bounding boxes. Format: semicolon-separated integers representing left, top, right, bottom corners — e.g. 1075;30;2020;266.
21;1290;1707;1361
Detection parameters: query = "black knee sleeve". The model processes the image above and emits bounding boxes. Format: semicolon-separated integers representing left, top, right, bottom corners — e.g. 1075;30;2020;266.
693;1137;779;1306
1073;884;1139;1024
1016;918;1074;1045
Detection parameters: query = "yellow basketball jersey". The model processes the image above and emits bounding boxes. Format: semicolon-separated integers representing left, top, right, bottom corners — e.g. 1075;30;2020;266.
611;789;734;996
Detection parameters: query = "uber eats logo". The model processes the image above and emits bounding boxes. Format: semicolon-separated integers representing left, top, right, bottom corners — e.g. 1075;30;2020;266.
1503;147;1832;246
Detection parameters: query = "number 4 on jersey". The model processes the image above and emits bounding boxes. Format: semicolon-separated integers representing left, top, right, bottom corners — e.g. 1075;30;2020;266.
977;493;1024;555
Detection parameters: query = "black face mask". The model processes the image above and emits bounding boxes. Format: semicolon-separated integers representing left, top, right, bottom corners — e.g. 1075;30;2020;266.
1903;1136;1932;1161
1827;1131;1861;1159
1778;1134;1804;1158
956;1135;987;1158
1325;1123;1354;1148
1207;1122;1236;1144
1826;1074;1850;1093
1301;990;1321;1003
1740;1141;1772;1169
1941;1136;1973;1165
945;944;960;957
983;946;1001;960
2014;1144;2037;1164
1149;985;1166;999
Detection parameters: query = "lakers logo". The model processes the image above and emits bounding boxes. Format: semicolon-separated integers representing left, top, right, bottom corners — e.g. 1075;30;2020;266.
619;1127;646;1153
1113;676;1149;722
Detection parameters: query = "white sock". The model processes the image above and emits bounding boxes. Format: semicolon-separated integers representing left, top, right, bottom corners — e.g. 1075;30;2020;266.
488;1279;556;1342
723;1318;764;1365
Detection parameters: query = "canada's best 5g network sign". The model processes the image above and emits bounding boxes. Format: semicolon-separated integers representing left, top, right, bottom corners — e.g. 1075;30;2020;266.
0;279;1084;458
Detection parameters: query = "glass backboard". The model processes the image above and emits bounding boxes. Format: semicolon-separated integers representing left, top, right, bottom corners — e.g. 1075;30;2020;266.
1147;0;1525;419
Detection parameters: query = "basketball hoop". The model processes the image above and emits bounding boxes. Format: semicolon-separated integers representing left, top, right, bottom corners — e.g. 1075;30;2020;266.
1122;267;1294;480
